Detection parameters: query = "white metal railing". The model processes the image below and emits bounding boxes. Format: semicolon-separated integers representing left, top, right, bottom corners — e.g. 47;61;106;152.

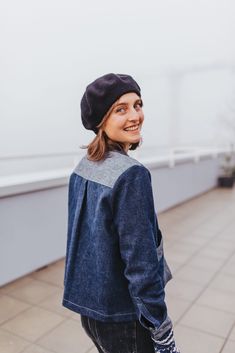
0;146;234;198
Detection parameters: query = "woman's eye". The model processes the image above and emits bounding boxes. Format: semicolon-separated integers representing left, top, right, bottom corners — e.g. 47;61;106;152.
116;107;125;113
135;103;143;110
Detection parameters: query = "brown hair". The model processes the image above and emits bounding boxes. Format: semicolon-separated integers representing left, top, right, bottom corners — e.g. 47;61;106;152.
80;102;142;161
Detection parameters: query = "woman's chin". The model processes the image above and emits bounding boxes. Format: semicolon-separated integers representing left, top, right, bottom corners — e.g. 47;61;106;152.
128;135;141;143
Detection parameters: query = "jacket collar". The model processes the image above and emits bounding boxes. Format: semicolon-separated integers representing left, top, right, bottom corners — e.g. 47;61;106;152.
109;148;129;157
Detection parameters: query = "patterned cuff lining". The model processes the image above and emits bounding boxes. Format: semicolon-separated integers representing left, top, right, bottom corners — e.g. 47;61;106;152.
152;328;174;345
152;329;180;353
155;343;180;353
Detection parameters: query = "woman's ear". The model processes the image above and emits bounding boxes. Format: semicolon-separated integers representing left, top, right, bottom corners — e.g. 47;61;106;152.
100;123;108;135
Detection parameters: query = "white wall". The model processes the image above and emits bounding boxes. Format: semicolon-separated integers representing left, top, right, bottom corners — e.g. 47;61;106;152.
1;0;235;159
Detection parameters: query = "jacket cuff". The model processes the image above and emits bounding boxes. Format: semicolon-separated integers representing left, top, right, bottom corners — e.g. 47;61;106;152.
148;315;173;340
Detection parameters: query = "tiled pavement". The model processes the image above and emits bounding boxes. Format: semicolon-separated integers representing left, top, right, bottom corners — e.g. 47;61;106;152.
1;187;235;353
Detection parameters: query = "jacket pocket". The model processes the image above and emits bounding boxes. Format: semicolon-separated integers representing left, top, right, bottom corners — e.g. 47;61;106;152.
163;258;173;285
156;237;163;261
156;229;173;286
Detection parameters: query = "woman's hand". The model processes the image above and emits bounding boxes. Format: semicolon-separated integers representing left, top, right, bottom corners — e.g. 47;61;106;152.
151;327;181;353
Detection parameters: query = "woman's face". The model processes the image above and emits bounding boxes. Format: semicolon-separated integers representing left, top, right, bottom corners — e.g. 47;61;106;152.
102;92;144;150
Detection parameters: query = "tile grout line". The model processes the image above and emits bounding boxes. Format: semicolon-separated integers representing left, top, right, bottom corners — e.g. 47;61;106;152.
168;213;235;278
174;245;235;327
32;314;93;353
1;189;235;352
163;203;235;344
33;317;71;352
162;197;235;256
0;301;68;352
0;303;34;327
176;322;229;341
17;341;55;353
4;280;64;317
0;325;36;350
218;322;235;353
0;316;68;351
165;211;235;327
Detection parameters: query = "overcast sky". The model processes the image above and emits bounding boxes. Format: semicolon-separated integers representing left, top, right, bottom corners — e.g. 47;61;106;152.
1;0;235;156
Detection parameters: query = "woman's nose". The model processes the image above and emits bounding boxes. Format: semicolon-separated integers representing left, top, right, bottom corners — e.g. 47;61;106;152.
128;108;141;121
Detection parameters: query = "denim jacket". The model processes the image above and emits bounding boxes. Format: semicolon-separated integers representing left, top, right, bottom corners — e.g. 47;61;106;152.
62;149;173;340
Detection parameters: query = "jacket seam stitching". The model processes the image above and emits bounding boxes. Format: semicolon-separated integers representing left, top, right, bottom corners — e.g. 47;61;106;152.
63;299;136;317
73;172;113;189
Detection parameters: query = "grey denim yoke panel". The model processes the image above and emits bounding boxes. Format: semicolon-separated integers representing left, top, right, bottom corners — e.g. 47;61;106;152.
74;150;142;188
62;150;173;339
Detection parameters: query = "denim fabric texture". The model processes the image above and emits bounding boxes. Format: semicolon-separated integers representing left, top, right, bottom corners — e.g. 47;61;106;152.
81;315;155;353
62;150;173;340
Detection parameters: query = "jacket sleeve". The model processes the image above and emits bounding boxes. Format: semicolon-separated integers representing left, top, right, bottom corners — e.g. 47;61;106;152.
111;164;173;340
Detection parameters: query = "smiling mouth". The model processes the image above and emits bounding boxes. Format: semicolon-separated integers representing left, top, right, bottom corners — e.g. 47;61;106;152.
124;124;140;132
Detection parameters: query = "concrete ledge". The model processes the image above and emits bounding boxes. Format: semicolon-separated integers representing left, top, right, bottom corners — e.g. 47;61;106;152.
0;147;230;198
0;147;232;285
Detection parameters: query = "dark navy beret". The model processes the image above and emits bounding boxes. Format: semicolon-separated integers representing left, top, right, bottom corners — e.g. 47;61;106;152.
80;73;141;134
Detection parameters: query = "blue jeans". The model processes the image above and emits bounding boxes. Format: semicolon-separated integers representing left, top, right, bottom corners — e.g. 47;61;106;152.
81;315;155;353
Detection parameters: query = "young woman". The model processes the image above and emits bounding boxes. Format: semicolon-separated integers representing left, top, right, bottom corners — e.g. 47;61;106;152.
62;73;180;353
